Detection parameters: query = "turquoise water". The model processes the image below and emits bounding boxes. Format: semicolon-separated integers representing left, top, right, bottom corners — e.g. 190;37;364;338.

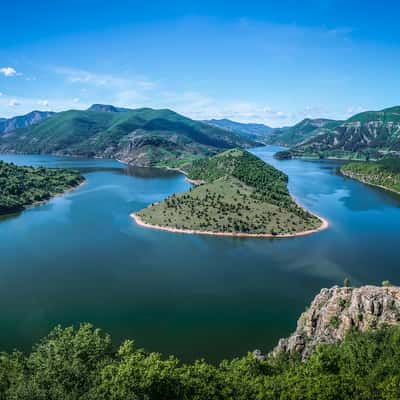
0;147;399;362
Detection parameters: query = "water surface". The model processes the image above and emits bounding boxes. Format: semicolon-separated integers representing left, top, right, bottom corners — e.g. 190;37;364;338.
1;148;400;362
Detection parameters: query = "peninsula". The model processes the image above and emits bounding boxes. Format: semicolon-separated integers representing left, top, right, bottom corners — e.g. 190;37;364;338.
132;149;327;237
0;160;84;215
341;158;400;195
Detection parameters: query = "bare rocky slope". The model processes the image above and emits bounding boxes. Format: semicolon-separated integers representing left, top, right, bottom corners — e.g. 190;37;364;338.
271;285;400;359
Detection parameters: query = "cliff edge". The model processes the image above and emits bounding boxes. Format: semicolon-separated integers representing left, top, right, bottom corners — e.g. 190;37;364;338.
272;285;400;359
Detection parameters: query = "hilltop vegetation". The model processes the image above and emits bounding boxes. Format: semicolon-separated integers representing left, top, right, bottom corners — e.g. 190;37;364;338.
0;106;257;166
341;158;400;194
135;149;322;236
203;118;275;143
274;106;400;160
268;118;341;147
0;161;83;215
1;316;400;399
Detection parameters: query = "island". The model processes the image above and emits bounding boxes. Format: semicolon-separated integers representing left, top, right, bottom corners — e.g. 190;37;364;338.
0;160;84;215
341;158;400;195
132;149;328;237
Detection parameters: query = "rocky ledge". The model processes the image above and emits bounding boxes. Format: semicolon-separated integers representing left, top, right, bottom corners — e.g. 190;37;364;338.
271;285;400;359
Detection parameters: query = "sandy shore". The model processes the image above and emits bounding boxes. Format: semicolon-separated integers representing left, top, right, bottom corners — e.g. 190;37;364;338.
131;213;329;238
132;166;329;238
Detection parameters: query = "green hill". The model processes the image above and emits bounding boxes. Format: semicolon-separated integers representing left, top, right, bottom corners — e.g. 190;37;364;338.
203;118;276;143
135;149;323;236
0;106;257;166
0;161;84;215
286;106;400;159
267;118;342;147
341;158;400;194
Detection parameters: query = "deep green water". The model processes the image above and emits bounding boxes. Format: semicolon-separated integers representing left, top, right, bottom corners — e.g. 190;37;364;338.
1;147;400;362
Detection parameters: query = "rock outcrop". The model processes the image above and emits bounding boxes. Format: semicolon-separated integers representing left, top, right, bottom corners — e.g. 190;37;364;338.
272;285;400;359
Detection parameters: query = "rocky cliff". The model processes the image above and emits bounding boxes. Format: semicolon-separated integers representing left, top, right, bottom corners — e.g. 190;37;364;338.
272;285;400;359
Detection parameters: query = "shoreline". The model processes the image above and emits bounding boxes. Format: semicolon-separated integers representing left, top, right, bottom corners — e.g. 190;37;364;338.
132;165;329;238
131;213;329;239
340;169;400;196
23;179;86;212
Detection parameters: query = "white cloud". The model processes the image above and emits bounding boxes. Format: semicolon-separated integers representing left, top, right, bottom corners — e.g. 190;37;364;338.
8;99;20;106
0;67;17;77
73;97;80;103
38;99;49;107
346;106;365;115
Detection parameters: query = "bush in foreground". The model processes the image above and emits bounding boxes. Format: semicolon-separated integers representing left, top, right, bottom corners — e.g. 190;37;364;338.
1;323;400;399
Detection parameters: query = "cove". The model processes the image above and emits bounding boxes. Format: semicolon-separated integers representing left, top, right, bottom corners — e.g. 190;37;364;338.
0;147;400;363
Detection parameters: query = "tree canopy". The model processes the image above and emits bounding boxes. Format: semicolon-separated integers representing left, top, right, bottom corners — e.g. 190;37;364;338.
1;323;400;399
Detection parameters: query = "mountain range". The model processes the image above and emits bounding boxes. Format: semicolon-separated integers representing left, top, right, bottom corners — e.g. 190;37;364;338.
1;105;400;163
202;118;277;143
0;111;55;134
271;106;400;159
0;106;257;166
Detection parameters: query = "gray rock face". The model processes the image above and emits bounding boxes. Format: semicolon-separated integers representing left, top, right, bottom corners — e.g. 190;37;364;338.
272;285;400;359
0;111;55;134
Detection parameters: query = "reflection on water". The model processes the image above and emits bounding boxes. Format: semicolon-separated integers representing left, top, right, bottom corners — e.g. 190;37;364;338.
0;148;400;363
125;165;180;179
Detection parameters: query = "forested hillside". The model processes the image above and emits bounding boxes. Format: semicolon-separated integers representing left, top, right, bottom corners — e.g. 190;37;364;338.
0;106;257;166
0;319;399;399
0;161;84;214
341;158;400;194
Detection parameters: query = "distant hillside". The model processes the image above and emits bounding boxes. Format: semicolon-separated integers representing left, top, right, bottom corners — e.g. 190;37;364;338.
0;111;55;134
267;118;342;147
134;148;323;236
203;118;276;143
288;106;400;159
0;106;257;166
87;104;131;113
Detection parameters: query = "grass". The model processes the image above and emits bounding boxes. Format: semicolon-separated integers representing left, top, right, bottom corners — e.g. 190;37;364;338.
341;158;400;194
137;149;322;235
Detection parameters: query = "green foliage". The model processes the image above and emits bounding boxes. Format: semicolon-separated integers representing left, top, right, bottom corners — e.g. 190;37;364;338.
138;149;321;235
344;278;351;287
0;161;84;215
383;280;393;287
341;158;400;194
0;108;256;166
1;324;400;399
276;106;400;160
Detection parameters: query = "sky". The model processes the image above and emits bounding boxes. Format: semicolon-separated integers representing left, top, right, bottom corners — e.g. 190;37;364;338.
0;0;399;126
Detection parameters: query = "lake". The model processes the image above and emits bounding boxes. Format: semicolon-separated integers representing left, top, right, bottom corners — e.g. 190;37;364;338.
1;146;400;362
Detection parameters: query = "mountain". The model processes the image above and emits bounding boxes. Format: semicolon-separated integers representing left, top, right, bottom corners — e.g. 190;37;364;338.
0;110;55;134
267;118;342;147
203;118;276;143
289;106;400;159
0;106;258;166
273;284;400;359
87;104;131;113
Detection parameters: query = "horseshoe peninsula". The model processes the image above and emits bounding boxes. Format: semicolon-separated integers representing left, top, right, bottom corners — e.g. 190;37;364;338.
132;149;328;237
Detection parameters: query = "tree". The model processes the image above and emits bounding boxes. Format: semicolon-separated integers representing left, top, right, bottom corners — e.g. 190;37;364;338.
344;278;351;287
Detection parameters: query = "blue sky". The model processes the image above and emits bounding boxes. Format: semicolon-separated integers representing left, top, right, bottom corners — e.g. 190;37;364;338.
0;0;399;126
